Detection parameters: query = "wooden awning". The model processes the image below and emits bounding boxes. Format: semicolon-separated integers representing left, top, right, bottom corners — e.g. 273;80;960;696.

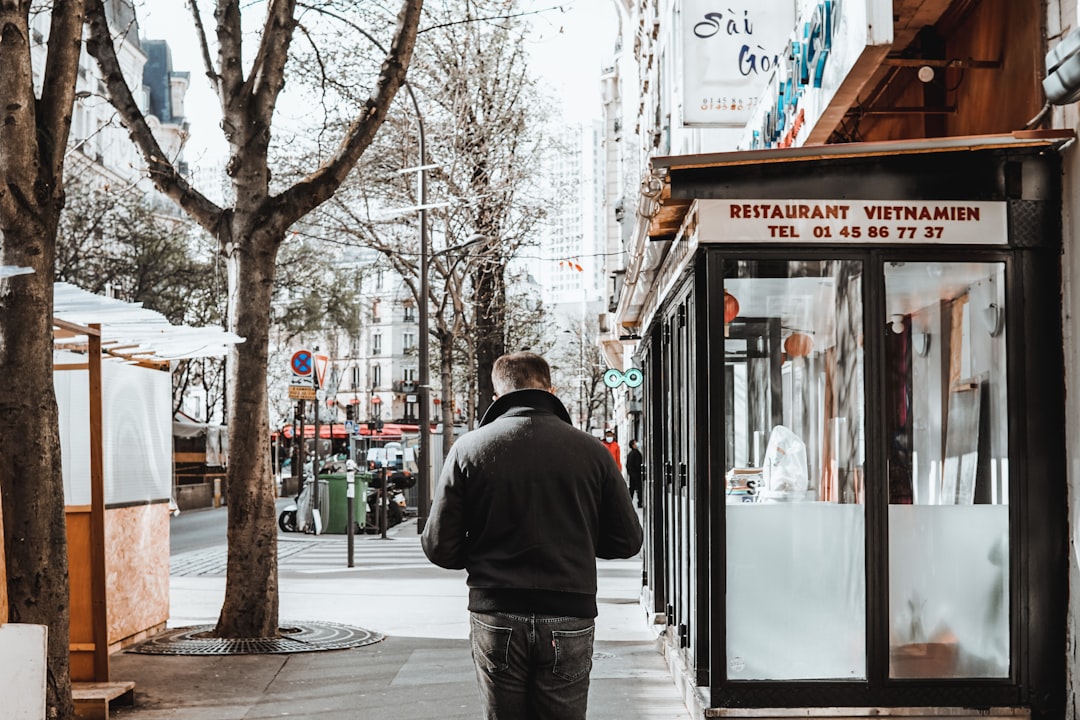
646;131;1075;243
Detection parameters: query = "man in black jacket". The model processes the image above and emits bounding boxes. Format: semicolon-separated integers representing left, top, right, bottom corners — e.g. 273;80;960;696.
627;438;643;509
422;351;643;720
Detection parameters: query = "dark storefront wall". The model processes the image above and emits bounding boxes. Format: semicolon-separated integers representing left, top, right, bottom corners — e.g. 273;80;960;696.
639;141;1067;717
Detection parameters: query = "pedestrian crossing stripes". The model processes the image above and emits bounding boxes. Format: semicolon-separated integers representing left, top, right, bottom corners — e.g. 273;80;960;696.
279;535;434;574
171;533;433;577
170;539;314;577
172;527;640;578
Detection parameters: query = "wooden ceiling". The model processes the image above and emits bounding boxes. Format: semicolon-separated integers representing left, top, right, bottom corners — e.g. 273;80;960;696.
893;0;959;51
648;183;692;243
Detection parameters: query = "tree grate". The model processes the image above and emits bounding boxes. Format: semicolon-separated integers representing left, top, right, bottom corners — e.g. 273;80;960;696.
127;621;385;655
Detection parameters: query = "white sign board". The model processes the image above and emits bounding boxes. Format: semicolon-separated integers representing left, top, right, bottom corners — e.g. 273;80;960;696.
0;624;47;720
696;200;1008;245
681;0;796;126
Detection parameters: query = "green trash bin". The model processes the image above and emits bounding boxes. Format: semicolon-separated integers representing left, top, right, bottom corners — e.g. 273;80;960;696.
317;472;370;534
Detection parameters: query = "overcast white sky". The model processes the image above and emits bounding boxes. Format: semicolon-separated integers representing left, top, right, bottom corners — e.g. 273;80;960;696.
136;2;618;166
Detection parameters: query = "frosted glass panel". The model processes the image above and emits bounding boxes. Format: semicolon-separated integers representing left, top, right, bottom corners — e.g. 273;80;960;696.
103;362;172;504
723;259;865;680
55;354;91;506
888;505;1009;678
727;504;865;679
884;261;1010;679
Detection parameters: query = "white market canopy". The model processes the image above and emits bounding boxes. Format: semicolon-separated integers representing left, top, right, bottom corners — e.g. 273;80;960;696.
52;282;243;364
0;265;33;278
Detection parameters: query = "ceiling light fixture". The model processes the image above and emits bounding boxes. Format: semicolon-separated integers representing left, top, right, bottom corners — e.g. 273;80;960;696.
889;314;906;334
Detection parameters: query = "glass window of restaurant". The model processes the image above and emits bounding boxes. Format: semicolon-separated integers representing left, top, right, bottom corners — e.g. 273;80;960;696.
711;249;1042;707
723;258;868;681
883;260;1009;681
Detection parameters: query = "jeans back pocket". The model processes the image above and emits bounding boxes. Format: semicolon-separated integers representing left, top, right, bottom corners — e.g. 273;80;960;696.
470;616;512;673
552;625;595;681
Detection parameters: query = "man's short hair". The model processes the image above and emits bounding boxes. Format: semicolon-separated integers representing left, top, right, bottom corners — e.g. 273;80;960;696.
492;352;551;396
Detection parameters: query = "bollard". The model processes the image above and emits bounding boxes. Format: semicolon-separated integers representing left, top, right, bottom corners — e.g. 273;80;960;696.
346;463;356;568
213;477;221;508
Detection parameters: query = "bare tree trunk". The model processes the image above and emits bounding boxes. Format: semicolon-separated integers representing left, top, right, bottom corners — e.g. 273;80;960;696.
439;332;455;456
0;2;84;716
216;229;281;638
467;344;478;428
85;0;422;639
472;254;505;417
0;222;75;719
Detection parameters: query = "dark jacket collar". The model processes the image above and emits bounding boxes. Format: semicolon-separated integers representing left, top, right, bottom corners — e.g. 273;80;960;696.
479;388;573;427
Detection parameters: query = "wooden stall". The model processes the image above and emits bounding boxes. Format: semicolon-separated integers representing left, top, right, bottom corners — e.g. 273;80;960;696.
51;283;241;686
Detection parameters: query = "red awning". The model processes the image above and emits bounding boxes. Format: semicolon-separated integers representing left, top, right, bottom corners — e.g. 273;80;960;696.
276;422;428;440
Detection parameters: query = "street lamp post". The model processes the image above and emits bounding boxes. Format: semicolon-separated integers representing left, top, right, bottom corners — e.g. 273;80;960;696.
345;26;493;534
416;110;432;534
347;24;432;533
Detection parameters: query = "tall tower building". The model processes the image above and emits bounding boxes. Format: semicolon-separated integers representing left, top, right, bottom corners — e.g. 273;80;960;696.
538;122;607;328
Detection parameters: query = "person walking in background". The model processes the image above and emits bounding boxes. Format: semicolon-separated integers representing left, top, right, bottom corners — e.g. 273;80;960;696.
602;428;620;467
627;438;643;509
421;351;643;720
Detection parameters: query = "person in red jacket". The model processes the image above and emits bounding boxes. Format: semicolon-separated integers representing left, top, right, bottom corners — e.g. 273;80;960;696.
602;428;620;468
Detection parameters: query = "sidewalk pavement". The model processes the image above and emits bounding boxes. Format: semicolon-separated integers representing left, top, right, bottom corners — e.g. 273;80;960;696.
111;515;692;719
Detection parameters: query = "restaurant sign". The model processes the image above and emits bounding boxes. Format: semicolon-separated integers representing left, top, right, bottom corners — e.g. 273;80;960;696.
681;0;796;126
695;200;1008;245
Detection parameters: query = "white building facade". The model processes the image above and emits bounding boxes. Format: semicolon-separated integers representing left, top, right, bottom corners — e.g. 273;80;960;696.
31;2;190;198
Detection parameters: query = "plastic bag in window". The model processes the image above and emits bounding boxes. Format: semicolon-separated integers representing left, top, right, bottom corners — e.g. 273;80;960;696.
762;425;809;495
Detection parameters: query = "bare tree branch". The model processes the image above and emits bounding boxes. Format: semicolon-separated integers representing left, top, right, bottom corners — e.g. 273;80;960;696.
38;0;85;177
0;14;38;218
188;0;223;101
246;0;298;123
214;0;246;110
417;3;559;35
273;0;422;224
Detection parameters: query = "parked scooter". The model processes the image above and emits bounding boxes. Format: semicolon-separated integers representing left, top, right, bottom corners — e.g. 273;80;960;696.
365;469;410;532
278;469;321;534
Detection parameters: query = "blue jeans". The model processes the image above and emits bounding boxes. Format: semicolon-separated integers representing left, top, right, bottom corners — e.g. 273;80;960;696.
469;611;595;720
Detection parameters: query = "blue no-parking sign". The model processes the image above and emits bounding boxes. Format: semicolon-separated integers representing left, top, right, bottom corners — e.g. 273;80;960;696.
291;349;313;378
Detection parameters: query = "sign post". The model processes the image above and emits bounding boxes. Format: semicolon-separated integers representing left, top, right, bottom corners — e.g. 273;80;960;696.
289;349;317;400
288;350;315;509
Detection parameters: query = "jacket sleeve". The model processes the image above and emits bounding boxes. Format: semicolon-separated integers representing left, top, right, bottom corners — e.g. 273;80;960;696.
596;461;643;559
421;445;468;569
